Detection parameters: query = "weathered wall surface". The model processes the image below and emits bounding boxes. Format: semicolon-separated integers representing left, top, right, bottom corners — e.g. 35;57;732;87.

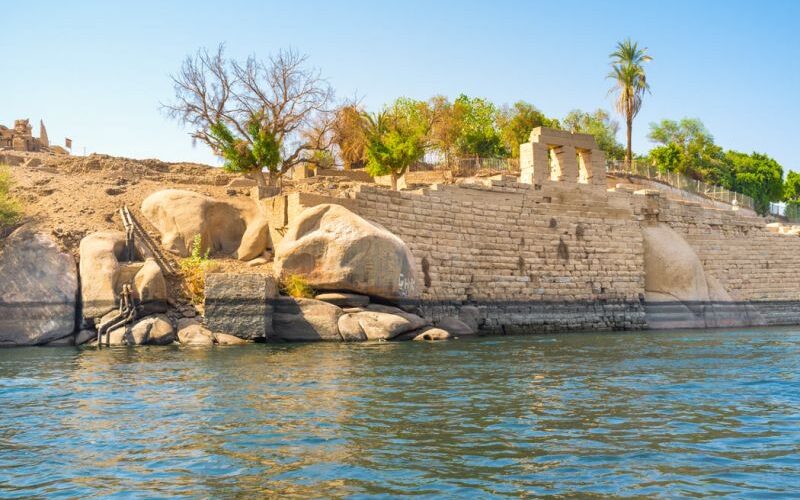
351;178;647;332
655;197;800;325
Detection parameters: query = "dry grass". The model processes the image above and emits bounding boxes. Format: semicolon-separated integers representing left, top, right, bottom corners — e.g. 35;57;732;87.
179;234;220;304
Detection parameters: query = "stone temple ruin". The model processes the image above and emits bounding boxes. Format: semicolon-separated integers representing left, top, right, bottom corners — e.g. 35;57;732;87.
0;119;67;154
518;127;606;187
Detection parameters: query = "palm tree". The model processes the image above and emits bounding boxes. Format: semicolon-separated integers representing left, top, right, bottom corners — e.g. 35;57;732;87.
608;39;652;168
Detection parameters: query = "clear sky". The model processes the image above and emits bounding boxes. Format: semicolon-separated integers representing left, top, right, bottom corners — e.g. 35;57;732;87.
3;0;798;172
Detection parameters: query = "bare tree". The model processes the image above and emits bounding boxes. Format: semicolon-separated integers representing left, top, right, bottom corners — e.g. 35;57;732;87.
164;45;334;186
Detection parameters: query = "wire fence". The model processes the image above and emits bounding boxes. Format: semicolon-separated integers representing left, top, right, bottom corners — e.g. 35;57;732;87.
410;157;520;177
770;202;800;223
606;160;755;211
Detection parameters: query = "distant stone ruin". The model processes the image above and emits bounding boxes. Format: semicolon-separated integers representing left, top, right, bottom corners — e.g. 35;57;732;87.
0;119;68;154
519;127;606;187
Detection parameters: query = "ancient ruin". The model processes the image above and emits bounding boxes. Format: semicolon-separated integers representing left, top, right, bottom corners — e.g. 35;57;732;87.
0;118;67;154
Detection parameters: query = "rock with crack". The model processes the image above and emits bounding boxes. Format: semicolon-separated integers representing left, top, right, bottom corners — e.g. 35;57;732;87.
274;204;418;299
141;189;270;261
0;226;78;346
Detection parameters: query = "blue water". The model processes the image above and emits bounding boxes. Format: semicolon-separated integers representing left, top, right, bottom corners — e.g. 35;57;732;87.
1;327;799;498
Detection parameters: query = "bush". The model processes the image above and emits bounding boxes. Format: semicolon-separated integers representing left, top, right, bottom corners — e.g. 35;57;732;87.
0;166;21;233
179;234;219;304
281;274;315;298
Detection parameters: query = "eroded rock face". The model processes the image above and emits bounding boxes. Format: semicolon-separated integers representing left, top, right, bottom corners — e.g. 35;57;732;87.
0;227;78;346
642;224;712;302
274;204;418;299
134;258;167;307
79;231;127;320
141;189;269;260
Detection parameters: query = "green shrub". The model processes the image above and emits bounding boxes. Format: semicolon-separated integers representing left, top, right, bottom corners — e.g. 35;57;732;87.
281;274;315;298
0;166;21;232
179;234;219;304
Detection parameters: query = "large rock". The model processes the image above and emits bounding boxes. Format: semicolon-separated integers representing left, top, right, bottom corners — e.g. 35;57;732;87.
272;297;343;341
133;258;167;307
177;318;214;346
337;306;429;341
104;315;174;346
274;204;418;299
141;189;269;260
79;231;127;320
0;227;78;346
642;224;711;303
436;316;477;336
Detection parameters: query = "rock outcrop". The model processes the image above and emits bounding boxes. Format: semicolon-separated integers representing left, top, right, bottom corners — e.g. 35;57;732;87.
79;232;168;321
79;231;127;320
274;204;418;299
177;318;215;346
272;297;344;341
141;189;269;260
337;305;429;341
0;227;78;346
104;315;175;346
642;223;764;329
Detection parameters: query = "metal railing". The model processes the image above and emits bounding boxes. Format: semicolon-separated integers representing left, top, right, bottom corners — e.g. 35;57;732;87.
606;160;755;210
770;201;800;223
410;157;520;176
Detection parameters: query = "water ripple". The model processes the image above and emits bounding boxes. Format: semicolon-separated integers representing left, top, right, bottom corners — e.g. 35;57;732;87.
0;327;799;497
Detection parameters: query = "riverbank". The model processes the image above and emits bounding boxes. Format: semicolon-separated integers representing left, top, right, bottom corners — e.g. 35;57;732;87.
3;127;800;347
2;326;798;497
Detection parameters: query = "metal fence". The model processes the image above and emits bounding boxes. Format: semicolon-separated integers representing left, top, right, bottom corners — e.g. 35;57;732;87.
606;160;755;210
410;157;520;177
770;201;800;223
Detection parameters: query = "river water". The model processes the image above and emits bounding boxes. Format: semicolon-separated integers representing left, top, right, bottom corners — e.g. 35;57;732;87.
1;327;799;498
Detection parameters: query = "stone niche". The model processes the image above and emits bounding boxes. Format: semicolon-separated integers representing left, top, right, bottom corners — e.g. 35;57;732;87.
518;127;606;188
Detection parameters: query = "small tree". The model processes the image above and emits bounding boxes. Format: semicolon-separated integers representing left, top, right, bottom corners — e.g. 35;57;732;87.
498;101;560;158
453;94;505;158
362;98;431;190
0;166;21;234
165;45;334;187
784;171;800;203
332;103;368;170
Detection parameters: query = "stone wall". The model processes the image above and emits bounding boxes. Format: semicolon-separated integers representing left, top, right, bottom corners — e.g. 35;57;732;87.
351;178;647;332
655;196;800;324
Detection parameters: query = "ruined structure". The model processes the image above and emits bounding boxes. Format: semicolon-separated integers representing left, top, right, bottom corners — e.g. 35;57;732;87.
255;127;800;334
0;119;66;154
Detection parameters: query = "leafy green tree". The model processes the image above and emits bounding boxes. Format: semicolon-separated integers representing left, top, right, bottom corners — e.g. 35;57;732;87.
726;151;784;215
608;39;652;167
209;117;281;186
647;118;730;185
453;94;506;157
498;101;560;158
784;171;800;202
362;98;431;190
563;109;624;160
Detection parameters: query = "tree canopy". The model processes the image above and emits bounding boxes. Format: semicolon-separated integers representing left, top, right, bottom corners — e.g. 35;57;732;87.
646;118;785;215
362;98;431;189
498;102;560;159
165;45;334;186
563;109;624;160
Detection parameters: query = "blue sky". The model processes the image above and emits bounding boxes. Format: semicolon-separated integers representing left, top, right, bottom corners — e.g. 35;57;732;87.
3;0;798;172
